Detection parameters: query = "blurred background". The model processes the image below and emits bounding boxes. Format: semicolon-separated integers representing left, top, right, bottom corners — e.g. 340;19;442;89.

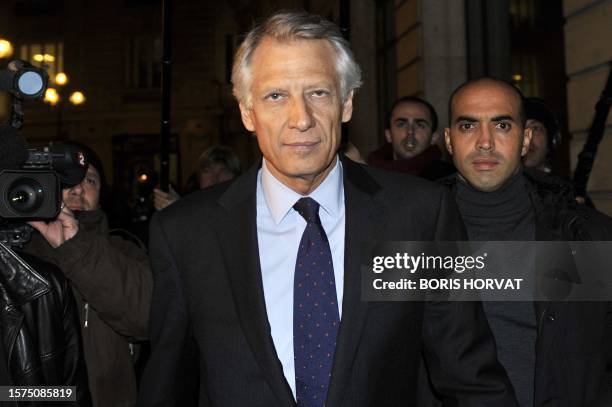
0;0;610;229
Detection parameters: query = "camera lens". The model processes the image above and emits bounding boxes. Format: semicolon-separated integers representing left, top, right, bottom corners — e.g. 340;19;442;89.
7;177;45;213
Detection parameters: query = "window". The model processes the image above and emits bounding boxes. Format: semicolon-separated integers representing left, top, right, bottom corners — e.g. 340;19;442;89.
511;52;540;96
19;41;64;83
15;0;63;15
509;0;536;29
125;0;160;5
126;36;162;89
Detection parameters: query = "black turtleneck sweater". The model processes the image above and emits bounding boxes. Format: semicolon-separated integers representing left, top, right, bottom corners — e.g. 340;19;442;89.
455;170;537;407
455;170;534;240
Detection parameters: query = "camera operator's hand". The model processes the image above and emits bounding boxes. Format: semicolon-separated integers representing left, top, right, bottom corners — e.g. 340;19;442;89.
28;203;80;248
153;185;180;211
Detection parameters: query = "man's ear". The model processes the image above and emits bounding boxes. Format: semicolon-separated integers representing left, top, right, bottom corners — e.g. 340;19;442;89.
444;128;453;155
384;129;392;144
239;102;256;132
521;126;533;157
430;131;440;145
341;90;354;123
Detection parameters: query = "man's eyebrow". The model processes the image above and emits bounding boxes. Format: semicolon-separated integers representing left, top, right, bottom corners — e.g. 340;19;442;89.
260;87;284;94
455;116;478;124
306;82;334;89
393;117;430;123
491;115;515;122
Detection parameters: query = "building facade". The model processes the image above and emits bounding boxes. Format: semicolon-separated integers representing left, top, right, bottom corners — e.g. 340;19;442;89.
1;0;609;218
564;0;612;214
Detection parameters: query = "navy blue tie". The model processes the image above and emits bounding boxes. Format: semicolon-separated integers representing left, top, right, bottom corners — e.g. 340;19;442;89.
293;197;340;407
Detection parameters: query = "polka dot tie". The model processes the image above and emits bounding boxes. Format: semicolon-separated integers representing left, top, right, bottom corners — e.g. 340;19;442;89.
293;197;339;407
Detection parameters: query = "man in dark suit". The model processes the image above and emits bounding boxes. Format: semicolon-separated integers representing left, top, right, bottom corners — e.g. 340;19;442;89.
138;11;518;407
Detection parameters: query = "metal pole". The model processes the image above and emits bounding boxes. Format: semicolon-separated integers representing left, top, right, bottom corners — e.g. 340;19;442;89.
160;0;173;191
340;0;350;145
56;101;63;139
573;65;612;198
339;0;350;40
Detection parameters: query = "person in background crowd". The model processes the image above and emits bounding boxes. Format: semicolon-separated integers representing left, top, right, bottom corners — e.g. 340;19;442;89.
522;97;561;173
368;96;455;180
521;97;597;207
339;140;367;164
26;141;153;407
153;145;241;210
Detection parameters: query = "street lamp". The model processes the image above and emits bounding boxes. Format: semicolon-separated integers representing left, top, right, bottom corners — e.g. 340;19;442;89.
55;72;67;86
0;39;14;122
0;39;14;59
33;53;55;63
69;91;85;105
44;87;59;105
43;72;86;138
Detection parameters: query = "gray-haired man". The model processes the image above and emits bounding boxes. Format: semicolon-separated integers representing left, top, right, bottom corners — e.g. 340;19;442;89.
138;11;517;407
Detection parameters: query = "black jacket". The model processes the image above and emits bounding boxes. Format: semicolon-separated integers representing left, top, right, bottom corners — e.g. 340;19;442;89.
138;156;518;406
1;246;91;406
436;169;612;407
25;209;152;407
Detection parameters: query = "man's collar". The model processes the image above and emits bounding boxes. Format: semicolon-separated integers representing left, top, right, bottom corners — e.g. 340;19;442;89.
261;157;343;225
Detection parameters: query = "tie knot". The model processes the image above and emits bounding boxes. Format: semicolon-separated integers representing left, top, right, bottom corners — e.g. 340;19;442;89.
293;197;320;224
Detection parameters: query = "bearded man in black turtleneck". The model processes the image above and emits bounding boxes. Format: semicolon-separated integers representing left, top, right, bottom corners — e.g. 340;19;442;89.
437;77;612;407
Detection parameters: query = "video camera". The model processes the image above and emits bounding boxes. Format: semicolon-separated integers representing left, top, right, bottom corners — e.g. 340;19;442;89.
0;60;88;245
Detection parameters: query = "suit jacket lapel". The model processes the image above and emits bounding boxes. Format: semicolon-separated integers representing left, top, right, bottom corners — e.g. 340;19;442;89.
327;157;386;406
215;164;296;406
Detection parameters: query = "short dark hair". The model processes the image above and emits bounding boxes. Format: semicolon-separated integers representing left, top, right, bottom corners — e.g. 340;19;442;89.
524;97;561;157
198;146;241;176
447;77;526;128
387;96;438;132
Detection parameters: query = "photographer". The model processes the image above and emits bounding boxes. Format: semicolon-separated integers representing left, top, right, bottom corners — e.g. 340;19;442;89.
26;142;153;407
0;126;91;404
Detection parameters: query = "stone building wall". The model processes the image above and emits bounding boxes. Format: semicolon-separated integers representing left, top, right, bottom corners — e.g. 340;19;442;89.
564;0;612;215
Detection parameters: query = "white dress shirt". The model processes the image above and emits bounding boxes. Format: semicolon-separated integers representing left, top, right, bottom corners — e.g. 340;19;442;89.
256;157;345;398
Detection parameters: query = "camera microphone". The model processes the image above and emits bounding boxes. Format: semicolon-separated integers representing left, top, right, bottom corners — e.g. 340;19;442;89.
23;144;88;187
